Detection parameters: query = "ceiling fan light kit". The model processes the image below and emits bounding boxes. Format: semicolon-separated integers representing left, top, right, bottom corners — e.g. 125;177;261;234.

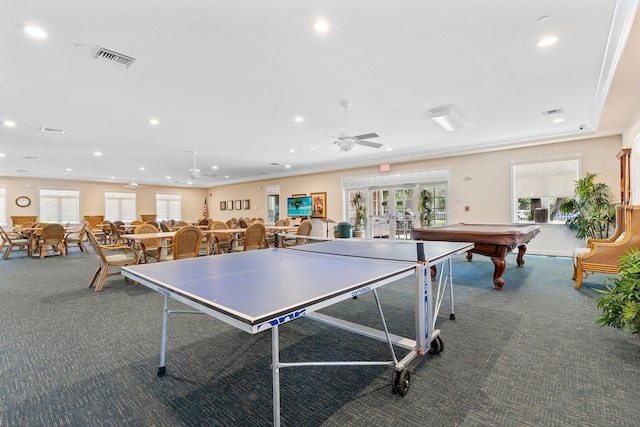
428;106;468;132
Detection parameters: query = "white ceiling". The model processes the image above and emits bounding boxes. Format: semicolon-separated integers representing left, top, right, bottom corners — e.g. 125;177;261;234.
1;0;639;188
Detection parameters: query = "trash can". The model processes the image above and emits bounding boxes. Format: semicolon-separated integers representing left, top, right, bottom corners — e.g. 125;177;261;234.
534;208;549;223
337;222;353;238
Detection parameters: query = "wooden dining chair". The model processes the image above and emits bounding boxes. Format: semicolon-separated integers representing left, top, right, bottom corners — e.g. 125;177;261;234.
159;226;202;261
38;223;66;258
86;228;139;292
231;223;266;252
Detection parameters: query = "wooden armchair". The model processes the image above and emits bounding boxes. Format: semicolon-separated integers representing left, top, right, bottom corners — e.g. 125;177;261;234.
209;221;231;254
0;226;32;259
282;220;313;247
38;223;66;258
86;228;139;292
133;223;169;263
65;223;89;252
159;226;202;261
573;205;640;289
231;223;266;252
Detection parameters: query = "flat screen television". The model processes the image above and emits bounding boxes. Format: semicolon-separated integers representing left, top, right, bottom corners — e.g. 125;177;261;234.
287;196;312;217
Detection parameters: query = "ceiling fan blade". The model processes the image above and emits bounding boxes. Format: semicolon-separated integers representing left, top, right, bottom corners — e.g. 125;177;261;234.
310;141;337;151
353;132;379;140
356;140;383;149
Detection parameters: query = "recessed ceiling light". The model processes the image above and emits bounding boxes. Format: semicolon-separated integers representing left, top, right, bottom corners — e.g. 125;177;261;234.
149;118;159;125
224;175;229;178
294;116;304;122
93;151;103;156
0;153;6;157
289;149;295;153
212;166;218;170
553;118;564;123
285;165;291;169
187;181;193;185
24;25;47;39
312;18;331;33
110;176;115;179
66;168;72;172
166;176;171;179
139;167;145;171
536;36;558;47
386;147;393;151
3;120;16;127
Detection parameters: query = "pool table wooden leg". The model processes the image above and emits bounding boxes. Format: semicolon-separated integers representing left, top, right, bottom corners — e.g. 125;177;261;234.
491;257;506;290
516;244;527;266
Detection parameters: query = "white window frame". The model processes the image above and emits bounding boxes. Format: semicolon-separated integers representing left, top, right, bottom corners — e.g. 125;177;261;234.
105;191;136;222
39;188;80;224
511;155;581;224
156;193;181;221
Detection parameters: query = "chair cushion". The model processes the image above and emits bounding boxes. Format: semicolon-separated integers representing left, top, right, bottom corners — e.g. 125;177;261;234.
573;247;591;266
105;253;136;262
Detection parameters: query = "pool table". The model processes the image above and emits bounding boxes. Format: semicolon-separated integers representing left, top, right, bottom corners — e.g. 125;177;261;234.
411;223;540;290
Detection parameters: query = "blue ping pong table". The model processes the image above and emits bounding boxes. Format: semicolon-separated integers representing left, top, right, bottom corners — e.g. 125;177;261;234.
121;239;472;426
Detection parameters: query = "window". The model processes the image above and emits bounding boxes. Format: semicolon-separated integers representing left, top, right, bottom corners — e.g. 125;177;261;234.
420;183;447;226
512;157;580;223
40;189;80;223
156;193;181;221
0;187;6;226
105;192;136;222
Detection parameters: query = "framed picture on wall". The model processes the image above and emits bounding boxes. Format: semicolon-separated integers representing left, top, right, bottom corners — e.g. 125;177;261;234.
311;192;327;218
235;200;241;210
243;199;250;210
292;193;306;197
227;200;234;210
220;201;226;210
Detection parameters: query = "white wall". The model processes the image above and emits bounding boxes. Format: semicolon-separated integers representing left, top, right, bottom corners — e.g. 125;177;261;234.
1;135;622;256
0;177;207;224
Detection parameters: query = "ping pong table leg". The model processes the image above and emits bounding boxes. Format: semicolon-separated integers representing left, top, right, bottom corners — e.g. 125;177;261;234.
447;258;456;320
157;294;169;377
272;325;281;427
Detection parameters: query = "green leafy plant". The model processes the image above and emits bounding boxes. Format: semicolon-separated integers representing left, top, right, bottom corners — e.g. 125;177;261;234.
351;191;366;232
596;248;640;335
559;172;616;239
418;189;434;227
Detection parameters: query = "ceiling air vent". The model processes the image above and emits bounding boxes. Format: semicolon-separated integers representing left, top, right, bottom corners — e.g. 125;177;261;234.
541;108;564;116
93;46;136;68
39;127;66;134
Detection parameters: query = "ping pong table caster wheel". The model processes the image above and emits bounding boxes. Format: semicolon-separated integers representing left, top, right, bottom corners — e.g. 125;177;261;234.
428;336;444;354
391;368;410;397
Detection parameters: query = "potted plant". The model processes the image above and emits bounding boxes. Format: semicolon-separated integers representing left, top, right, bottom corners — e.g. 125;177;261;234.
559;172;616;240
351;191;366;238
596;248;640;342
418;189;434;227
333;225;340;238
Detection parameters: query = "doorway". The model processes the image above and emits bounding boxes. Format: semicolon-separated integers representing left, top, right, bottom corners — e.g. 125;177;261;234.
267;194;280;223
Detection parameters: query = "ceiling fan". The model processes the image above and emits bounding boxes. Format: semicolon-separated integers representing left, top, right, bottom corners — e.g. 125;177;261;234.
124;172;147;191
185;151;217;180
311;101;383;152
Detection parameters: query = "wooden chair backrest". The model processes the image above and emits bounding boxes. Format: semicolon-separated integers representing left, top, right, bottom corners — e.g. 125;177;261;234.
42;223;65;243
171;226;202;260
134;223;161;248
242;223;266;251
